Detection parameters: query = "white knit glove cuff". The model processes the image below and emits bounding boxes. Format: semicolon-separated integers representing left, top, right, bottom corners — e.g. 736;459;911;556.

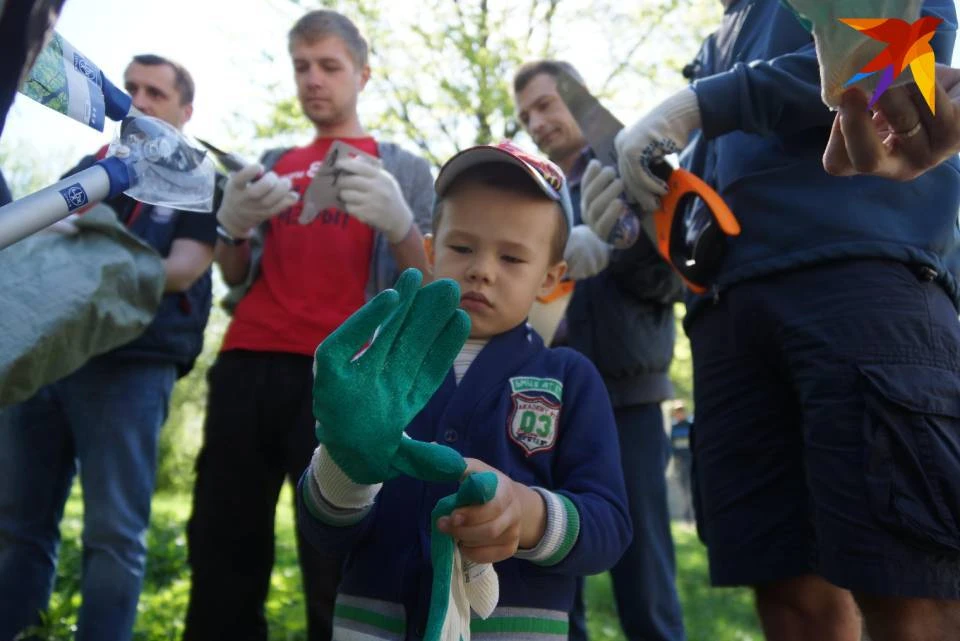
310;445;382;510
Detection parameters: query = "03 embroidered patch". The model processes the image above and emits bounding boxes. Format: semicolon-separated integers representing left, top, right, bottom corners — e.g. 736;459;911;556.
508;393;560;455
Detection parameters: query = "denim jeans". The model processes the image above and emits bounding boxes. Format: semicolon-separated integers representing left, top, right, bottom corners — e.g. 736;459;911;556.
0;356;176;641
569;403;686;641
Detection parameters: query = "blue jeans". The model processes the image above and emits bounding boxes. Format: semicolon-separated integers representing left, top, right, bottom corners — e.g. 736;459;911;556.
569;403;685;641
0;356;176;641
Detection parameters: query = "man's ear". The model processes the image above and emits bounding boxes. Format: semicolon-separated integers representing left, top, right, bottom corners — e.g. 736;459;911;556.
538;260;567;298
359;64;371;91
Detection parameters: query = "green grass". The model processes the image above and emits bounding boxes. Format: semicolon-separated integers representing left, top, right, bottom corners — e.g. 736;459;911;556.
26;487;762;641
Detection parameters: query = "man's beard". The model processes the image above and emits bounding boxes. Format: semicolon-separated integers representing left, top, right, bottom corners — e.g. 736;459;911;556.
307;110;343;129
302;99;346;129
545;137;583;165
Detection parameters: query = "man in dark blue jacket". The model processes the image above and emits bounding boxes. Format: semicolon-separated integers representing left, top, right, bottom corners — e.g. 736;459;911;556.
0;54;217;641
514;61;685;641
584;1;960;640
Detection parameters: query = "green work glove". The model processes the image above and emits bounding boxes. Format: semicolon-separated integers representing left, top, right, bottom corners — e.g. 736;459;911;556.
312;268;471;485
426;471;501;641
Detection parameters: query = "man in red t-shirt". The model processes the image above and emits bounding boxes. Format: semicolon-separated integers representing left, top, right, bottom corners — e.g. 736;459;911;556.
183;11;434;641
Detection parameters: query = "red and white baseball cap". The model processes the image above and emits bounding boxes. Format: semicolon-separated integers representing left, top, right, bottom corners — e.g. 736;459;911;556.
435;140;574;232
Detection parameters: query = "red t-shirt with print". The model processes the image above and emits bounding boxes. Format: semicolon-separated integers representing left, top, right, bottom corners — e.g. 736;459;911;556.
221;137;378;356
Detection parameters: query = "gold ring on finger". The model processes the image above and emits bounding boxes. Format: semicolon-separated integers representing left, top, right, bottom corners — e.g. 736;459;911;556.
895;122;922;138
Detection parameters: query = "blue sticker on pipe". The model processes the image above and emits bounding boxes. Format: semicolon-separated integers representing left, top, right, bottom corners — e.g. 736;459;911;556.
59;183;89;211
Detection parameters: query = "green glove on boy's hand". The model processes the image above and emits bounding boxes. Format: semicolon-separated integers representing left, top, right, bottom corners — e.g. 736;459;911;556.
426;472;500;641
312;268;471;485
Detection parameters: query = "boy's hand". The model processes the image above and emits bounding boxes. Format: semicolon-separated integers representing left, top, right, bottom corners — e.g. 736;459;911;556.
312;268;471;485
436;458;546;564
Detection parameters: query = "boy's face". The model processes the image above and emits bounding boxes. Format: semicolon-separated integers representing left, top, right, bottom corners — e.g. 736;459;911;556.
429;182;567;339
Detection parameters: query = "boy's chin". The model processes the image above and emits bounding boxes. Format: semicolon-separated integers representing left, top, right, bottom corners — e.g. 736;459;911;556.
465;314;496;340
467;323;495;340
465;315;531;340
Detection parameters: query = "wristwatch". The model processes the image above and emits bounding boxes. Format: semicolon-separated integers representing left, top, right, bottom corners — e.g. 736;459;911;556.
216;225;248;246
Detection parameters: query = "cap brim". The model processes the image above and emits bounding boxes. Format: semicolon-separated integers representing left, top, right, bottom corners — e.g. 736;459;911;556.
435;146;561;203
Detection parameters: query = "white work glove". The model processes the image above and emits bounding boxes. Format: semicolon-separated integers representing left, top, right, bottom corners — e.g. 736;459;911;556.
564;225;611;281
783;0;923;108
216;163;299;239
439;553;498;641
615;87;701;214
580;159;639;248
336;156;414;244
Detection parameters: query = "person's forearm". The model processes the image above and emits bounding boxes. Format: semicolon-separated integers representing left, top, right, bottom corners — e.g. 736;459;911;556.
163;260;200;293
215;240;252;286
694;44;831;139
388;224;430;275
163;240;214;293
514;481;547;549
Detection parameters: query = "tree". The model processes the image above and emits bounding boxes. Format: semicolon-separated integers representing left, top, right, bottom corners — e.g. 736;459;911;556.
260;0;721;168
157;3;721;482
669;303;693;406
0;137;65;199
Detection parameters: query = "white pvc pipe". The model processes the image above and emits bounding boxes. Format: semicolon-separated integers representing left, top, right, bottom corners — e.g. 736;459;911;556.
0;166;111;251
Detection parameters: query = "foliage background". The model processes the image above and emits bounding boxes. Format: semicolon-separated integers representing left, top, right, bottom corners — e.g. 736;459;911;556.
152;0;713;493
8;0;732;637
26;488;761;641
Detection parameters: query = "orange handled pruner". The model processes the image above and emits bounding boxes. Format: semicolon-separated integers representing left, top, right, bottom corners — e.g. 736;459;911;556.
647;160;741;294
554;69;741;294
537;279;575;304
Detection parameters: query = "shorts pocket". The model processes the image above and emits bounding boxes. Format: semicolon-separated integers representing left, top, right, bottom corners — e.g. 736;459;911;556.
860;363;960;557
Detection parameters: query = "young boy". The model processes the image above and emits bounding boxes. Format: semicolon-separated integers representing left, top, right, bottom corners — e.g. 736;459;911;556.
298;140;632;640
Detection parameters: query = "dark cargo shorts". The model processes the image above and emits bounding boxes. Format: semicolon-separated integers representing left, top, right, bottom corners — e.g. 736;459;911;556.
688;259;960;598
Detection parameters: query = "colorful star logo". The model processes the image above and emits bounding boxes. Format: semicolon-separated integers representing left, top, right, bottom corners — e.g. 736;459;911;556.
841;16;943;114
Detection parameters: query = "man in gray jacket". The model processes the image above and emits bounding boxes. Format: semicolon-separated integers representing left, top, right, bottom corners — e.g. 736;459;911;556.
182;10;434;641
514;60;685;641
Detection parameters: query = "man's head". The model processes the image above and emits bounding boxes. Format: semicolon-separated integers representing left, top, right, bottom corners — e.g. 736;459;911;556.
288;10;370;130
428;141;572;339
513;60;586;164
671;400;688;423
123;54;194;130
